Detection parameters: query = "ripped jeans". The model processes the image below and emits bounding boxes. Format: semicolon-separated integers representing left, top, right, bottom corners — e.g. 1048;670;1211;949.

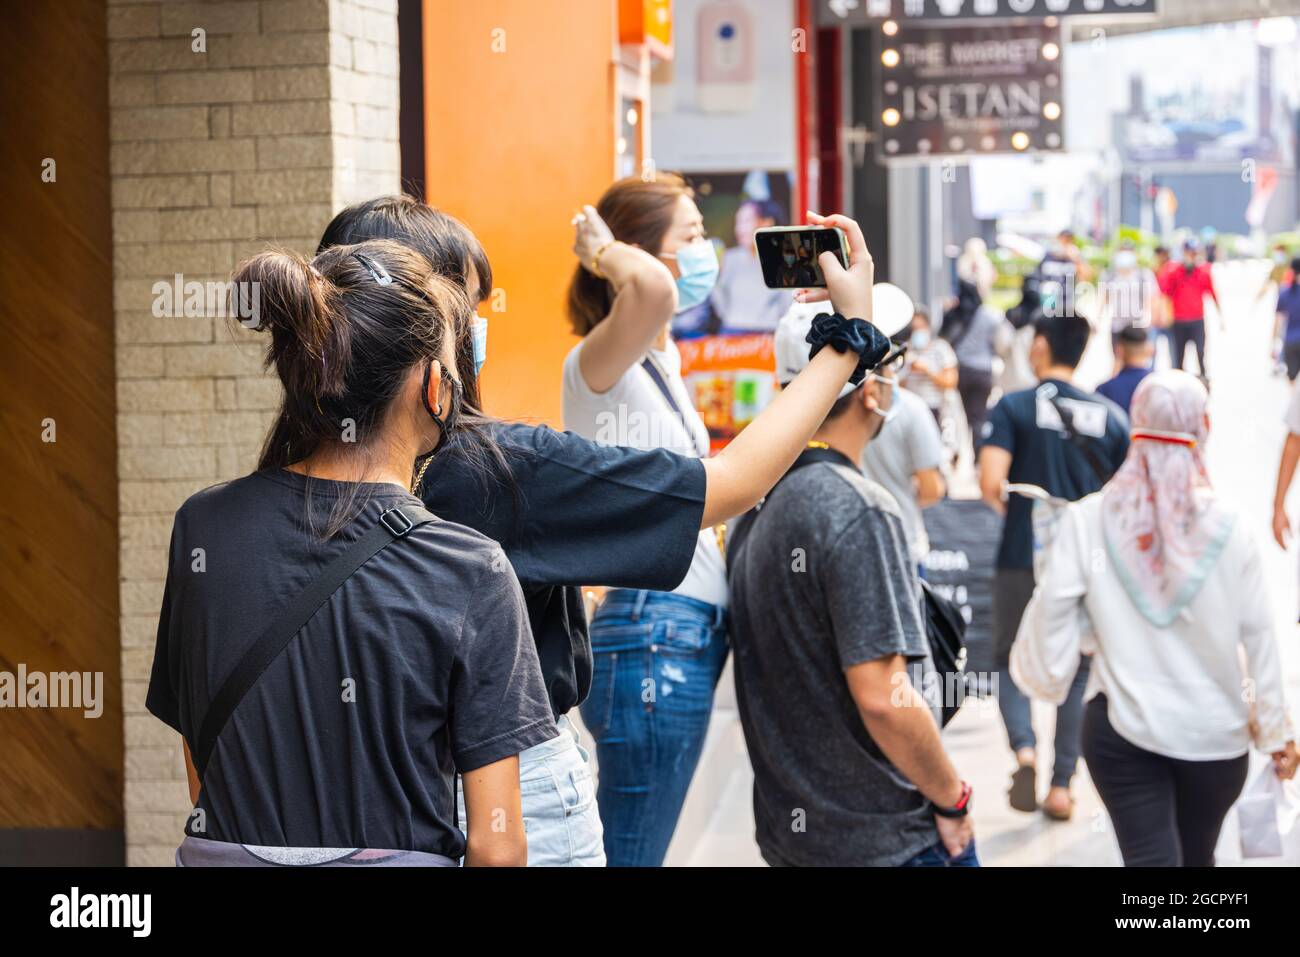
580;589;728;867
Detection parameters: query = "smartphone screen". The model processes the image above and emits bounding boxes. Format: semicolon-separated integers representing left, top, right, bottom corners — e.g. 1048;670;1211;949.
754;227;848;288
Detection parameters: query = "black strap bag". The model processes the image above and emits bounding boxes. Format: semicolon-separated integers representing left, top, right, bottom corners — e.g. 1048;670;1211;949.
915;577;968;727
191;503;438;776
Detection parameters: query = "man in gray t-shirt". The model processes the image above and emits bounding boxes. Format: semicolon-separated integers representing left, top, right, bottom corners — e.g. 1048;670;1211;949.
728;311;977;867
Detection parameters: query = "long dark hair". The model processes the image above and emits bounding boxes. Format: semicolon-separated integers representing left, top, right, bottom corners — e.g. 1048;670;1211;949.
565;172;692;336
316;196;516;507
318;196;492;409
239;239;468;537
941;279;983;341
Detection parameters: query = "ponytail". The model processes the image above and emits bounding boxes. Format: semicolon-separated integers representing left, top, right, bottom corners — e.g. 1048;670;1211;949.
236;240;469;536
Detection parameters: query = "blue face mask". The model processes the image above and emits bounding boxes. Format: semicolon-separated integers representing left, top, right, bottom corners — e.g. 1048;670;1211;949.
470;316;487;375
661;239;719;312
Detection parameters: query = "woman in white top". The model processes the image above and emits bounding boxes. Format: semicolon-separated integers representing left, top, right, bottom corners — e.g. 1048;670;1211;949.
1013;370;1297;866
561;175;882;866
562;173;729;866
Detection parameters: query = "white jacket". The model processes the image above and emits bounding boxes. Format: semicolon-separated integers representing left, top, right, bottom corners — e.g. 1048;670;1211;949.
1012;492;1293;761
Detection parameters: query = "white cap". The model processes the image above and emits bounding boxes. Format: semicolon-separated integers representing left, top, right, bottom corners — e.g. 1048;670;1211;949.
774;301;858;399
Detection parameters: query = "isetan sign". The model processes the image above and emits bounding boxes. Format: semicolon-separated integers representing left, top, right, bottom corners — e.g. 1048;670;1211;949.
876;22;1064;159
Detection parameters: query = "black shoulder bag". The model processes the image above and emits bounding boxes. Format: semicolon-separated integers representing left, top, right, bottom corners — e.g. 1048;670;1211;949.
191;504;437;776
727;447;969;726
1040;384;1117;486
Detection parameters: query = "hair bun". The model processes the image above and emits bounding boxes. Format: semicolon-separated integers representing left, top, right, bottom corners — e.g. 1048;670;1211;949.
231;249;348;398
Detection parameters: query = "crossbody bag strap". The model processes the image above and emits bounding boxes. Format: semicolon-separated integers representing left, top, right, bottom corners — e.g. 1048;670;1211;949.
641;355;709;457
1045;395;1114;486
727;446;856;560
191;503;437;777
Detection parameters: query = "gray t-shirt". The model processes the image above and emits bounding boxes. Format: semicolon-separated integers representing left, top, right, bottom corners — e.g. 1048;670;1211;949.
948;305;1001;372
862;388;945;564
727;458;940;867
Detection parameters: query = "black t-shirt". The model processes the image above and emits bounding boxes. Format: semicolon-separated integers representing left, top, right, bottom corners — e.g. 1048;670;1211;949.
420;422;707;717
983;379;1130;570
146;469;556;858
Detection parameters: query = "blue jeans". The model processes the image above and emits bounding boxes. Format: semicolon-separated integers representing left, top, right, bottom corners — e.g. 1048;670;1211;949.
998;658;1091;788
900;839;980;867
993;567;1091;789
580;589;729;867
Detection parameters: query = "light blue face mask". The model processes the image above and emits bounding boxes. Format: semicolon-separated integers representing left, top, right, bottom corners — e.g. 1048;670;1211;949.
878;379;900;425
470;316;488;376
661;239;719;312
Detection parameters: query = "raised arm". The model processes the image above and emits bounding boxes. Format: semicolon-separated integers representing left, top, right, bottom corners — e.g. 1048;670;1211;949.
571;205;679;394
700;211;874;527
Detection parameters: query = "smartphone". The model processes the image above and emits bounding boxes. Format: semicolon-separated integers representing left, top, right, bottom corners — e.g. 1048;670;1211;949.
754;226;849;289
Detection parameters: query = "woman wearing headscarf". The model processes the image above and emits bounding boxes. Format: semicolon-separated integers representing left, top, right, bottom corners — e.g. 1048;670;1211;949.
1012;370;1297;866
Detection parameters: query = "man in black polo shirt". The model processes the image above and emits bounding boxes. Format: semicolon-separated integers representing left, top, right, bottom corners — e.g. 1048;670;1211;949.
978;314;1129;821
727;308;976;867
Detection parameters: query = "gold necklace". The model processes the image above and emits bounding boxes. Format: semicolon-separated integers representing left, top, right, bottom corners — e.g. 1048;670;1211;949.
806;440;830;450
410;454;434;494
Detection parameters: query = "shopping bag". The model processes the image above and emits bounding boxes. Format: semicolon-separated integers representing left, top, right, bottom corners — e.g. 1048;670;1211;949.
1237;763;1299;859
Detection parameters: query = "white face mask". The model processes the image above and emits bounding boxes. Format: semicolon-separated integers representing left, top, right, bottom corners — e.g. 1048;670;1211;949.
911;329;931;350
1115;250;1137;270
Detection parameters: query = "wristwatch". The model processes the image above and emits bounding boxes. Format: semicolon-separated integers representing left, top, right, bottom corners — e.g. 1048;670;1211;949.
932;781;973;819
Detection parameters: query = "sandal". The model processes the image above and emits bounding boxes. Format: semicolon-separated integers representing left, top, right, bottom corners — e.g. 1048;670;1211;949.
1042;792;1075;822
1008;764;1037;812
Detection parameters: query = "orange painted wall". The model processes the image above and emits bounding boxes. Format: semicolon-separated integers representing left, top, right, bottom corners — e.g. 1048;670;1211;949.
422;0;619;426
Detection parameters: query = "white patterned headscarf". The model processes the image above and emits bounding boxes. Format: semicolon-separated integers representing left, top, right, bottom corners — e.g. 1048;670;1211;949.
1100;370;1235;626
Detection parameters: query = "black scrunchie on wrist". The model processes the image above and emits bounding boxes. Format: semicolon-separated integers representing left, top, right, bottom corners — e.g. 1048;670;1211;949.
805;312;891;385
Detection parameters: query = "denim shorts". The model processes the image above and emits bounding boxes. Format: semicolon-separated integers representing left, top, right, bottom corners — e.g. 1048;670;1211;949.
458;715;605;867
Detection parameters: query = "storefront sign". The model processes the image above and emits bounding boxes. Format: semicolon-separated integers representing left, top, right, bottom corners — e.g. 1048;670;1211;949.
820;0;1157;24
875;22;1064;159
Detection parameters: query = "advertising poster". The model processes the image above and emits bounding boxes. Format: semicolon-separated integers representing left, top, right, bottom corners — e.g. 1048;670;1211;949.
677;333;778;454
921;498;1003;682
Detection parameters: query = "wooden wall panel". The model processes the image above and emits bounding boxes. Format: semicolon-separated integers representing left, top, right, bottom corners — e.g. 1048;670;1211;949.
0;0;123;841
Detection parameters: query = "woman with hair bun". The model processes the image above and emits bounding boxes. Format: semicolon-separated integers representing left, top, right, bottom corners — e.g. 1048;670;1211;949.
147;240;556;867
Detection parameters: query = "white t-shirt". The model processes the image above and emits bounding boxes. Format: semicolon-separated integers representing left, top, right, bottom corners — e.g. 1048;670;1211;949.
562;338;728;608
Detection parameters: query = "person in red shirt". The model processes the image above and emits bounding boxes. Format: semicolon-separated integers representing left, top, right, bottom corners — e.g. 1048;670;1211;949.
1157;239;1221;377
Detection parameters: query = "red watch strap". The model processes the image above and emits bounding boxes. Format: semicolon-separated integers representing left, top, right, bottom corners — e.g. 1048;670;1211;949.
952;781;973;812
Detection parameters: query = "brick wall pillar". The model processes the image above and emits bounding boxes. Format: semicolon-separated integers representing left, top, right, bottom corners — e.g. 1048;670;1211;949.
108;0;400;866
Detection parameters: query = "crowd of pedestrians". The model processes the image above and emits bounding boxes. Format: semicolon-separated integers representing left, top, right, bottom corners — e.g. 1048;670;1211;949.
146;178;1297;868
